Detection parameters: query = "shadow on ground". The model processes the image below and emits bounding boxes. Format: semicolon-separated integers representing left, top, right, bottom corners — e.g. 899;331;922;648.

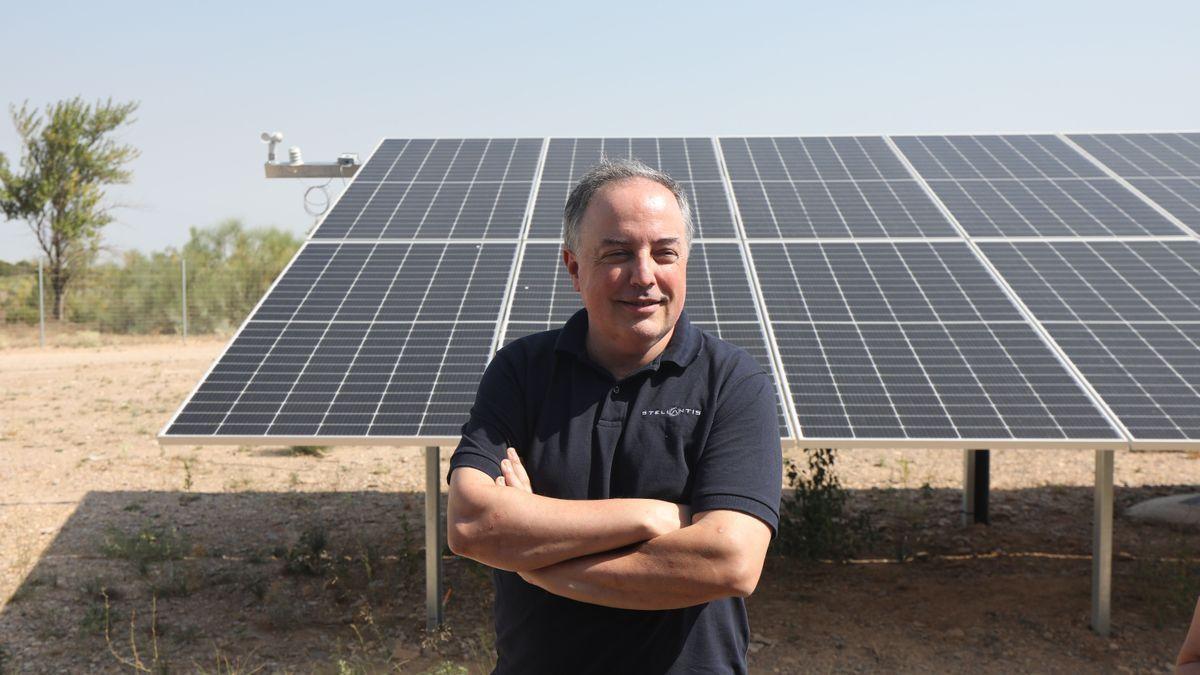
1;484;1197;673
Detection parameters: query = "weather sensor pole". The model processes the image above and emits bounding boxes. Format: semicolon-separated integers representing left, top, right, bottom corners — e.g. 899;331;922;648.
261;131;360;179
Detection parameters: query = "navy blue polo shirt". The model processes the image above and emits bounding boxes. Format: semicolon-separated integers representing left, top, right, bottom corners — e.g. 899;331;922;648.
449;309;782;675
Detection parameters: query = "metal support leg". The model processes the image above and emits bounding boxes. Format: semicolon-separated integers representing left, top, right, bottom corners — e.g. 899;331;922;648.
1092;448;1114;636
962;449;990;525
425;446;444;630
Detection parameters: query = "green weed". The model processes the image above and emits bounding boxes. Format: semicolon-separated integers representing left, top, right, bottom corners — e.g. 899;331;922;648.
101;526;190;575
773;448;874;561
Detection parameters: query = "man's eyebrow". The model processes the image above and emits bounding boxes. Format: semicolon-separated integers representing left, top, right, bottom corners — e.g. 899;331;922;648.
597;237;682;247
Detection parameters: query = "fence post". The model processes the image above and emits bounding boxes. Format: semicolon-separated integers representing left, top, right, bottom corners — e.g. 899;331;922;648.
181;257;188;344
37;258;45;348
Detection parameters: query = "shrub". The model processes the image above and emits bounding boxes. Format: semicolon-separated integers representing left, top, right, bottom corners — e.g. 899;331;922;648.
773;448;873;561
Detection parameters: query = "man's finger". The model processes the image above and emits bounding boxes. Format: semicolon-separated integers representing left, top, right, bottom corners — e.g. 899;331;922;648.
512;453;532;490
502;452;532;493
495;475;506;487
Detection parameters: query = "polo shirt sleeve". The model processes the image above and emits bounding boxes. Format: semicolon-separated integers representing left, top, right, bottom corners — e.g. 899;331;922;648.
690;369;782;537
448;344;525;483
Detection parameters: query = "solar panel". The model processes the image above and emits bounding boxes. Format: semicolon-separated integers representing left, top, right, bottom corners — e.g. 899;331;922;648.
163;132;1200;451
893;135;1184;237
502;241;794;438
980;241;1200;323
750;241;1120;441
314;138;541;240
1068;133;1200;235
979;240;1200;442
1068;133;1200;179
1045;323;1200;441
720;137;958;238
166;242;516;439
528;138;736;239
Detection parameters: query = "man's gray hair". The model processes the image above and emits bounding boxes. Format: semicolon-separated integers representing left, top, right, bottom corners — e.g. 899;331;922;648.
562;158;694;253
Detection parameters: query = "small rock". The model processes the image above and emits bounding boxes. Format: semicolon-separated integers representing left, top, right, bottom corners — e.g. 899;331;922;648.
1109;641;1120;650
749;632;775;647
946;628;965;638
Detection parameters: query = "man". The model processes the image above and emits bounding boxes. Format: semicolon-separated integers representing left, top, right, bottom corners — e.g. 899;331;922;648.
447;158;781;674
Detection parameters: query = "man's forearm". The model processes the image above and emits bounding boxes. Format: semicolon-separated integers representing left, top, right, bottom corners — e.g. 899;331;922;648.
519;513;764;611
448;470;687;572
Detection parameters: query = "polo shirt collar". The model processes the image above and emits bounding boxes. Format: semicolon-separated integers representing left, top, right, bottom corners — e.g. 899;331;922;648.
555;308;702;372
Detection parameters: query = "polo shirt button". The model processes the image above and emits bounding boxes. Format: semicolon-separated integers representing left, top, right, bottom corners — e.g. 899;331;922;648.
612;385;620;394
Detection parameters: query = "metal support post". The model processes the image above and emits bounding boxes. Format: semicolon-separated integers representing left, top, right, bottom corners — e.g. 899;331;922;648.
962;449;989;525
425;446;444;630
1092;448;1114;636
37;258;45;347
181;257;188;344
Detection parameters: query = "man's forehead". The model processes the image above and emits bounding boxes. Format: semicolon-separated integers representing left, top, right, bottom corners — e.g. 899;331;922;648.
590;177;679;214
581;178;685;239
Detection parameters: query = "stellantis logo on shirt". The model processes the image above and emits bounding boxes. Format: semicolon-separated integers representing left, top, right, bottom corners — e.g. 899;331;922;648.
641;407;702;417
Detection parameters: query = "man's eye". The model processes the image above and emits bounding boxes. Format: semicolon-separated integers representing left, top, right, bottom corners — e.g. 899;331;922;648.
602;251;631;261
656;251;679;262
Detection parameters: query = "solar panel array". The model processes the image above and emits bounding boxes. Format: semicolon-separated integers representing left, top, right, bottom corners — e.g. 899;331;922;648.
163;132;1200;450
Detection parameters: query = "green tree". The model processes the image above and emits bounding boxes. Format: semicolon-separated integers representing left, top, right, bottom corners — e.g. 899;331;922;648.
181;219;301;332
0;97;139;319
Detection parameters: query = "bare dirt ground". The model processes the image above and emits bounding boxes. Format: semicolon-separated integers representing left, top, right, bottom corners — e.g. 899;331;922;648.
1;331;1198;673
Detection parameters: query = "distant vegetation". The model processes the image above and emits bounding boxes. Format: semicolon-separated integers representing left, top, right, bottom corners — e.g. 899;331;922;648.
0;219;300;333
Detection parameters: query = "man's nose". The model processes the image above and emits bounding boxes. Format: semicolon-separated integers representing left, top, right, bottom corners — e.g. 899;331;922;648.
629;253;656;288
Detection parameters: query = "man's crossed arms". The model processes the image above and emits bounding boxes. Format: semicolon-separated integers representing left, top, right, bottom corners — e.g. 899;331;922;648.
447;447;772;611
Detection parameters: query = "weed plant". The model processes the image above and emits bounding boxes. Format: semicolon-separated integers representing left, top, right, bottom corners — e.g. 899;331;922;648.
101;526;190;575
773;448;874;561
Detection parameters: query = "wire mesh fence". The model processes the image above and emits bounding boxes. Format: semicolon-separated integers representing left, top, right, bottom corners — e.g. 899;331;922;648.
1;254;283;345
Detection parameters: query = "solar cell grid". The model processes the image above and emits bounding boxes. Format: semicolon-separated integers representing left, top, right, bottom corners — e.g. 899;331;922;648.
981;241;1200;323
1069;133;1200;179
751;242;1024;323
314;138;539;240
529;137;736;239
1047;323;1200;440
893;135;1106;181
1066;134;1200;235
721;136;958;238
894;134;1185;237
722;136;911;181
922;178;1180;237
168;321;495;438
772;322;1118;440
1124;178;1200;233
257;242;516;323
165;241;516;439
750;240;1119;441
979;239;1200;441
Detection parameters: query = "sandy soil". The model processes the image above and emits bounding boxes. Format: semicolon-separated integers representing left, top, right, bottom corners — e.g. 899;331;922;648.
0;334;1197;673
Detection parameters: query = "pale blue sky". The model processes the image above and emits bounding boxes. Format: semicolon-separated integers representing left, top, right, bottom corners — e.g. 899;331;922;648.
2;0;1197;261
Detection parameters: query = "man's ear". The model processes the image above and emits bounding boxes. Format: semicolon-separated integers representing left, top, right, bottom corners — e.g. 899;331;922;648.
562;247;581;292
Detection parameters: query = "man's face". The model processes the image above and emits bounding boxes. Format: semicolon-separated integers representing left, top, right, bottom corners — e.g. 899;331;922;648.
563;177;688;357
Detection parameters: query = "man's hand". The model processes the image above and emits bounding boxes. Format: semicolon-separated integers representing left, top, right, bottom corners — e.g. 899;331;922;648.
498;447;532;493
497;446;688;535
